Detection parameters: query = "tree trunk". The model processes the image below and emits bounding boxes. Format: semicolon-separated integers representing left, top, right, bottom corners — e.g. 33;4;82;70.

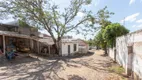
104;47;107;55
104;43;108;55
54;37;62;56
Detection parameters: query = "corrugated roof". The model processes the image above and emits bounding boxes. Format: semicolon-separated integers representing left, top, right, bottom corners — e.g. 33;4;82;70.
0;31;31;39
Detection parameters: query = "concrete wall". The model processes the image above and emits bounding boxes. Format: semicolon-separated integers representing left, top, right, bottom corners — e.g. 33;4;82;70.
133;42;142;79
108;48;115;60
62;42;78;56
109;30;142;79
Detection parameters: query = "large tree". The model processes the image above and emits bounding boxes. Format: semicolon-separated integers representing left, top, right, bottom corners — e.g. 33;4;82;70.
96;6;114;28
0;0;94;55
103;23;129;48
93;6;114;54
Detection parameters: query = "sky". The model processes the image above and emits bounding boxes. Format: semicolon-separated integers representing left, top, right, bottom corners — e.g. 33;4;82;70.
0;0;142;40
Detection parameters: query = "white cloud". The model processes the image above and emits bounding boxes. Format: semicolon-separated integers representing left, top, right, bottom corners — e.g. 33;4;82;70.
94;0;100;6
77;12;85;18
120;13;140;23
132;24;142;28
87;4;91;7
136;19;142;23
137;24;142;27
132;25;136;27
129;0;135;5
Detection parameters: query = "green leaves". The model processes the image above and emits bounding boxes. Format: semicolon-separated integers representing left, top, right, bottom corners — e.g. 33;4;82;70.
94;23;129;49
102;23;129;48
18;20;30;28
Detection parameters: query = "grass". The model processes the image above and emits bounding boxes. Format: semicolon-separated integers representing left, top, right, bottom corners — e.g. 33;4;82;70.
108;65;128;80
108;66;125;74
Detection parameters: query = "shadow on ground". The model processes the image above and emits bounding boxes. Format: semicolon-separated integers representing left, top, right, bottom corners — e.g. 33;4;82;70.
68;75;86;80
0;51;123;80
0;56;40;67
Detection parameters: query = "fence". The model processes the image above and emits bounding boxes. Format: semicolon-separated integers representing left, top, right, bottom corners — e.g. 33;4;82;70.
108;30;142;79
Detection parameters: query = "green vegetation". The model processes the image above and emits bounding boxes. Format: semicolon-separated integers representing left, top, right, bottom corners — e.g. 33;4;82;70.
91;7;129;55
94;23;129;54
108;66;127;80
103;23;129;48
108;66;125;74
18;20;30;28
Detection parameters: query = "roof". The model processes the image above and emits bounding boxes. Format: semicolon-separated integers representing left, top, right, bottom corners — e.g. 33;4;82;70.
0;31;31;39
62;39;78;43
0;23;18;28
43;34;51;37
0;30;55;46
77;39;88;46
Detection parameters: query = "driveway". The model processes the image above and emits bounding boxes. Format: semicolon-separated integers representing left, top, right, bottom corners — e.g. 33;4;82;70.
0;50;125;80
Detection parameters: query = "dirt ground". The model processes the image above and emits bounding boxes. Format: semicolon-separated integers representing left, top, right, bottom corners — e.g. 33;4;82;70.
0;50;127;80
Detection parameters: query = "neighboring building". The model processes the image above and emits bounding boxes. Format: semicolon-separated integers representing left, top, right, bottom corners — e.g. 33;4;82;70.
108;29;142;79
0;21;49;56
39;36;79;56
77;39;89;54
62;39;79;56
0;21;84;57
62;36;72;39
0;21;40;37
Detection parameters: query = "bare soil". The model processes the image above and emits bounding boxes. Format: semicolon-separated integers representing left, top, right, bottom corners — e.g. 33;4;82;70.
0;50;127;80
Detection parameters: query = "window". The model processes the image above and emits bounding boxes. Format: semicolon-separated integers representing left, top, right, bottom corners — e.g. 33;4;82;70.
74;44;77;51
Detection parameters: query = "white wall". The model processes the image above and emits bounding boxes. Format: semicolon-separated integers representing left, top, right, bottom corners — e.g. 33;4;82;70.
62;42;78;56
133;42;142;79
108;48;115;60
110;31;142;79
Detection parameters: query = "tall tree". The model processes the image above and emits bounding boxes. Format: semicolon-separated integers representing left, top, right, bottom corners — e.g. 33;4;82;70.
103;23;129;48
97;6;114;28
93;6;114;54
0;0;94;55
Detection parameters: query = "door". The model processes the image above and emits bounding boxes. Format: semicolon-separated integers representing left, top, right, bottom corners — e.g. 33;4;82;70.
68;45;70;55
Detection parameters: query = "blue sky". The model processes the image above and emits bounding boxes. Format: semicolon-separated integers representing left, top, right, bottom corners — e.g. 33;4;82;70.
82;0;142;32
0;0;142;40
66;0;142;39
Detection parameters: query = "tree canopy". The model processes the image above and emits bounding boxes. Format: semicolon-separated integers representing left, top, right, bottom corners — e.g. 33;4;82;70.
94;23;129;49
103;23;129;48
0;0;95;54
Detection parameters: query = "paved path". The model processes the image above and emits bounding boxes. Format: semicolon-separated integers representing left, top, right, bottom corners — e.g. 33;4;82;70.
0;50;124;80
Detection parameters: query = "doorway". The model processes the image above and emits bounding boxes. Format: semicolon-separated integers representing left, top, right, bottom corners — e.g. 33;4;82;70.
68;45;70;55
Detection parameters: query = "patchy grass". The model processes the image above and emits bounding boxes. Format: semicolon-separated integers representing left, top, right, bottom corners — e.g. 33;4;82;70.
108;66;125;74
108;65;128;80
106;74;127;80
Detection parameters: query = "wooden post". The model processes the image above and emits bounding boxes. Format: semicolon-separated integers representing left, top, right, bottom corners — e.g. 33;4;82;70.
30;39;33;51
37;41;40;54
48;45;50;55
2;35;5;54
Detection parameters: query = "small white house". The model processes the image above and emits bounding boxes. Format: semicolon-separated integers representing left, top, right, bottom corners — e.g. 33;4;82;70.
61;39;79;56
